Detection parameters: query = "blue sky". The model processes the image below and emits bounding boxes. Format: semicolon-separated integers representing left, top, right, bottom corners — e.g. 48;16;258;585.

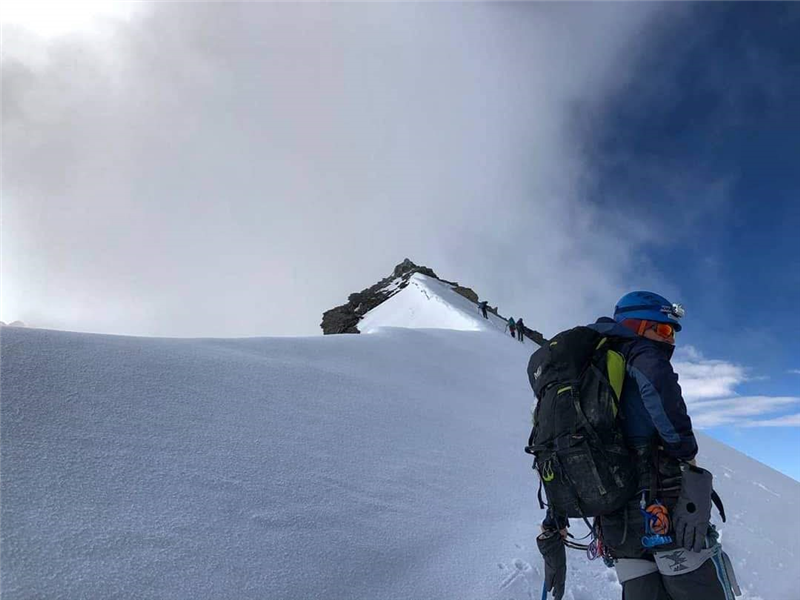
588;3;800;479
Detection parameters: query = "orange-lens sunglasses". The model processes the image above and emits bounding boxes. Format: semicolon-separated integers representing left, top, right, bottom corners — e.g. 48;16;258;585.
637;320;676;338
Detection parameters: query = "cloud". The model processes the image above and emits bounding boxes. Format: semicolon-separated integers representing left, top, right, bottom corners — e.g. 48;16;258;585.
673;345;746;401
673;345;800;428
741;413;800;428
688;397;800;428
1;3;678;337
787;370;800;375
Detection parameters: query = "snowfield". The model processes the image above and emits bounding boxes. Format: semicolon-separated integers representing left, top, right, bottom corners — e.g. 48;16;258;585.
2;276;798;599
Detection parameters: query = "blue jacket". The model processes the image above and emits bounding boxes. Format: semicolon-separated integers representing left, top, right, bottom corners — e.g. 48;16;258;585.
588;317;698;461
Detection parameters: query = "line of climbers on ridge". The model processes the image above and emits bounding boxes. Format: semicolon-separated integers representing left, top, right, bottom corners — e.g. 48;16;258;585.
477;300;529;343
506;316;526;342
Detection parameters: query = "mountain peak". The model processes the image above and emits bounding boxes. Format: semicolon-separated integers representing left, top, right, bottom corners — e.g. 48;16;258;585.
320;259;438;334
320;260;546;344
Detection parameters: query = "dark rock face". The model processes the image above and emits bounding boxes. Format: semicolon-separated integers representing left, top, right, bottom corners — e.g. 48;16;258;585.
393;258;437;280
319;306;361;335
320;259;439;335
451;286;479;304
520;327;547;346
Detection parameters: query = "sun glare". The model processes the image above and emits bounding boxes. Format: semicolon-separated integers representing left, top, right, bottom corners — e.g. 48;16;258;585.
1;1;139;38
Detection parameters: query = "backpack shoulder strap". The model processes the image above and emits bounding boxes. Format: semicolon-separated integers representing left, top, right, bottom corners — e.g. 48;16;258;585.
605;348;626;403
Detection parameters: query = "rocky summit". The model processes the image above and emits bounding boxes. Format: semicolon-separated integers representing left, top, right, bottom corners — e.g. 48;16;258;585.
320;259;545;345
320;259;443;334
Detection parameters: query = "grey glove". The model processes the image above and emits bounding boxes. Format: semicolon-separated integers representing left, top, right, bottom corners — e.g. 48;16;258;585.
672;464;714;552
537;529;566;600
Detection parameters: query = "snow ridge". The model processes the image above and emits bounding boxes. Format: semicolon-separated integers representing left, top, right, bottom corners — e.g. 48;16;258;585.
359;274;509;334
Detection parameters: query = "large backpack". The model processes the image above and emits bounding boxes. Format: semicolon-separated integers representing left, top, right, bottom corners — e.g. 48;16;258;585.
525;326;636;519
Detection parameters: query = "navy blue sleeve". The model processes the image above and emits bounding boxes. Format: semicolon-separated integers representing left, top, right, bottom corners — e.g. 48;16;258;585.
626;344;698;461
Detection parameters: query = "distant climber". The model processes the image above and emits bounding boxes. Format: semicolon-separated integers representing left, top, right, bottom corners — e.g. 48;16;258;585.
527;291;740;600
478;300;489;319
506;317;517;338
516;317;525;342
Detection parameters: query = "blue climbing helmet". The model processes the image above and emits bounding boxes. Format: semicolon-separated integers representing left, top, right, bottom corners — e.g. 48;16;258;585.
613;291;685;331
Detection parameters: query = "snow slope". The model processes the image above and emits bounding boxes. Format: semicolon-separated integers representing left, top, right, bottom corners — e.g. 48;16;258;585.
359;274;510;334
2;288;799;599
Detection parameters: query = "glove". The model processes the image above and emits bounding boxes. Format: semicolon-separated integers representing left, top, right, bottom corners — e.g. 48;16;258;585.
671;463;714;552
537;529;566;600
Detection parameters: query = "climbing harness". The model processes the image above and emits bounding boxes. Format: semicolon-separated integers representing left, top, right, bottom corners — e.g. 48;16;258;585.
561;521;606;562
586;537;603;560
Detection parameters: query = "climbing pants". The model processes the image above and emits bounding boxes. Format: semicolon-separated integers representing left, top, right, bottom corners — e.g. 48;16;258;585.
616;541;740;600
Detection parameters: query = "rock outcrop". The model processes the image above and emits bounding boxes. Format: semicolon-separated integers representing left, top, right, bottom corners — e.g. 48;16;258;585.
520;327;547;346
321;259;440;335
451;285;479;304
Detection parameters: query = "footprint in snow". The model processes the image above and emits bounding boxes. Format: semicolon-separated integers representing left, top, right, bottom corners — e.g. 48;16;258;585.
570;585;594;600
499;559;533;590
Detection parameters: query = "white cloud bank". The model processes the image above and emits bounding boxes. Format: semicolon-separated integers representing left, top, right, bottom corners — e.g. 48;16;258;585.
2;3;679;337
674;346;800;428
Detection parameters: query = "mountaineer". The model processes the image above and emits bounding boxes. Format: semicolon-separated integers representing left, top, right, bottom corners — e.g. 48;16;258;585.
527;291;740;600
